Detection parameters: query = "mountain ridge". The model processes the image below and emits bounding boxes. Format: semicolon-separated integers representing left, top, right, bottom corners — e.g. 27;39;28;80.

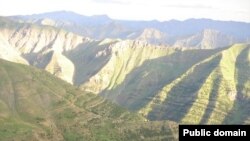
0;58;178;141
0;15;249;126
9;11;250;49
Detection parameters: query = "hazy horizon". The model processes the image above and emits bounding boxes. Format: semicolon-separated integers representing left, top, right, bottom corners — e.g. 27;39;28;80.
0;0;250;22
3;10;250;24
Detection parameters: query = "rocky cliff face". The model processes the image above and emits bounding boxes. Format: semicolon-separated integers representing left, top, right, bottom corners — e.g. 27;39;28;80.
129;28;170;45
0;17;176;85
0;17;95;84
174;29;236;49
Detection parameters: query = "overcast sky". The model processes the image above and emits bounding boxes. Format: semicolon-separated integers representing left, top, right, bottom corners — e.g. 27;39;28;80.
0;0;250;22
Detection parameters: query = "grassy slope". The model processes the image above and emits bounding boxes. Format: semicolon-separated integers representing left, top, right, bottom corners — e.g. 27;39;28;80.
142;44;250;124
80;41;177;93
0;59;178;141
1;16;249;125
96;44;249;124
81;40;224;98
100;47;222;109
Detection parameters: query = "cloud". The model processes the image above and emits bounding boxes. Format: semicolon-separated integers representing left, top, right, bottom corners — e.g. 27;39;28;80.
92;0;130;5
162;4;215;9
0;0;249;22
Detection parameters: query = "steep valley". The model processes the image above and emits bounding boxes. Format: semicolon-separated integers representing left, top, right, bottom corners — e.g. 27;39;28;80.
87;43;250;124
0;15;250;133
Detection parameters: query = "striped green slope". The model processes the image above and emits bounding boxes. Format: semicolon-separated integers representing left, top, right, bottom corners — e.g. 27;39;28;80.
0;59;178;141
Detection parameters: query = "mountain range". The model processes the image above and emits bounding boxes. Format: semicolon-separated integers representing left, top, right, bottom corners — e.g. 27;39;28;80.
10;11;250;49
0;11;250;140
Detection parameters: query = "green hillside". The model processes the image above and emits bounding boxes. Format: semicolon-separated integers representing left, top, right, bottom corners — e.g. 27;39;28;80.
0;59;178;141
0;16;249;127
96;44;250;124
145;44;250;124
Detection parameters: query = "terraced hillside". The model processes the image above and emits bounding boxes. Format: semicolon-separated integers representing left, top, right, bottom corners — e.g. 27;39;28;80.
0;59;178;141
95;44;250;124
0;16;249;125
80;40;177;93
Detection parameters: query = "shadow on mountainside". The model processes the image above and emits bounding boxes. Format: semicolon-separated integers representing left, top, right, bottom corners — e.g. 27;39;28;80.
199;75;222;124
223;46;250;124
101;48;223;113
22;33;61;68
147;54;222;122
65;41;112;85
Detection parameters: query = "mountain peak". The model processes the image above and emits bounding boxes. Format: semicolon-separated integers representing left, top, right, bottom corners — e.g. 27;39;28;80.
91;14;110;19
